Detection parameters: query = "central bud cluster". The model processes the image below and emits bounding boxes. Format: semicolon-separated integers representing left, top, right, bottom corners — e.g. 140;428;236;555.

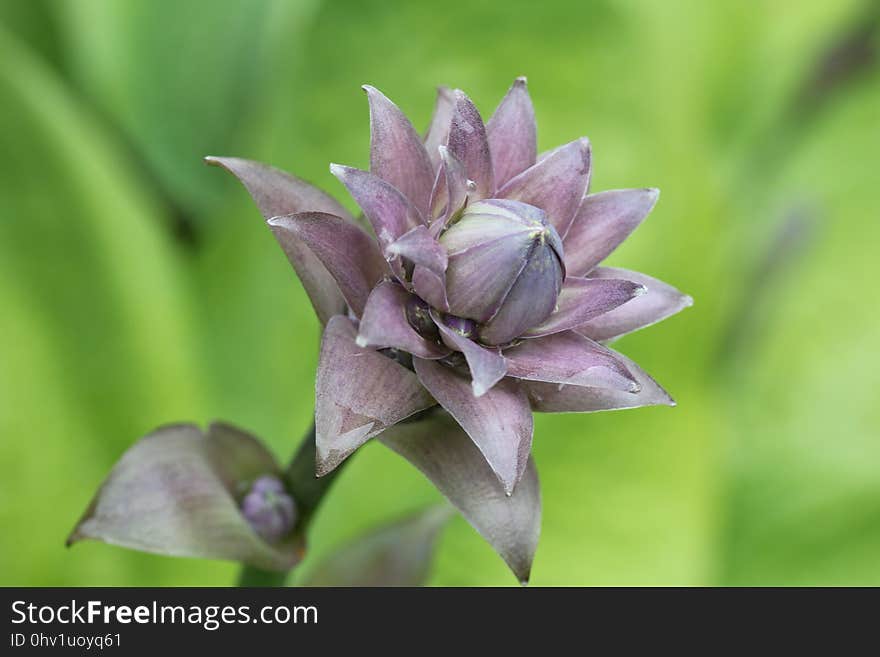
432;199;564;346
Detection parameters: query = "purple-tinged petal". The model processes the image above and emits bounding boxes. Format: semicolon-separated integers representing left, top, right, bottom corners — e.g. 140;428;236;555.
497;138;591;237
268;213;385;318
429;145;471;229
523;276;646;338
430;309;507;396
364;85;435;217
206;156;351;324
413;358;531;495
301;505;454;586
205;156;354;220
380;412;540;584
68;422;304;571
577;267;693;342
330;164;424;248
478;241;564;345
386;224;448;274
563;188;659;276
424;85;455;172
487;77;537;188
315;316;435;476
412;265;449;312
504;330;639;392
357;281;450;359
525;349;675;412
447;90;494;199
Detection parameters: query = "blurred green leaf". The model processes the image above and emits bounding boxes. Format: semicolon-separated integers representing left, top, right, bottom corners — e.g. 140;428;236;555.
52;0;320;219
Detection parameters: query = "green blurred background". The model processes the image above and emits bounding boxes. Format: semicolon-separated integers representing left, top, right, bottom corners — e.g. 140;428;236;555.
1;0;879;586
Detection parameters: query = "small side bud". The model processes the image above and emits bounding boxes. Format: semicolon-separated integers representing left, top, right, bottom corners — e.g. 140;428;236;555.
241;475;297;543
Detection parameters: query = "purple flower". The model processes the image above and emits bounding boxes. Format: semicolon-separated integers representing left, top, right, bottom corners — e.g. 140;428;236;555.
207;78;691;582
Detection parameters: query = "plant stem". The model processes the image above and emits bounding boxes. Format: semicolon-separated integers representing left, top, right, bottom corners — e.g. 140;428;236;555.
237;422;348;586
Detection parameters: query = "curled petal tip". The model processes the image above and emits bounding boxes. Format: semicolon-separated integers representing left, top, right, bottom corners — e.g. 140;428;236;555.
514;75;528;85
683;295;695;308
328;162;346;176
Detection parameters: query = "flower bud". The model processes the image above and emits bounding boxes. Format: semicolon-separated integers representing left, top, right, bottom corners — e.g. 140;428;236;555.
240;475;297;543
439;199;564;345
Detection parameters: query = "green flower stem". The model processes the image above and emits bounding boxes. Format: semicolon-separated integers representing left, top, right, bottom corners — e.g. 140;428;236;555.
237;422;348;586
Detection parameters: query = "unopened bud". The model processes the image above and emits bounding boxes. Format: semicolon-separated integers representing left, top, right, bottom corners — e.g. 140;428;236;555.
240;475;297;543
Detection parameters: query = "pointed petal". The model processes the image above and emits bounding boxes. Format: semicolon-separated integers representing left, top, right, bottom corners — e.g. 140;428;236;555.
330;164;424;250
205;156;354;220
269;213;385;317
525;350;675;412
380;412;541;583
412;265;449;311
429;145;470;227
386;224;448;273
577;267;693;341
497;138;591;237
424;85;455;172
316;316;435;476
68;422;303;571
504;330;639;391
523;276;646;338
413;358;531;495
301;505;453;586
447;90;494;199
364;85;435;217
206;156;351;323
487;77;537;188
430;309;507;396
357;281;450;359
563;188;659;275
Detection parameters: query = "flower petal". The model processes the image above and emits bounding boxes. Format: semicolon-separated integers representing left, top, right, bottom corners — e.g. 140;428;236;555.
430;309;507;396
504;330;639;392
316;316;435;476
524;349;675;412
380;411;541;583
300;505;453;586
429;145;470;228
68;422;303;571
206;156;351;324
447;90;494;199
330;164;424;249
577;267;693;341
497;137;591;237
268;213;385;318
357;281;450;359
523;276;646;338
487;77;537;188
364;85;435;218
563;188;659;276
413;358;531;495
412;265;449;312
424;85;455;172
386;224;448;274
